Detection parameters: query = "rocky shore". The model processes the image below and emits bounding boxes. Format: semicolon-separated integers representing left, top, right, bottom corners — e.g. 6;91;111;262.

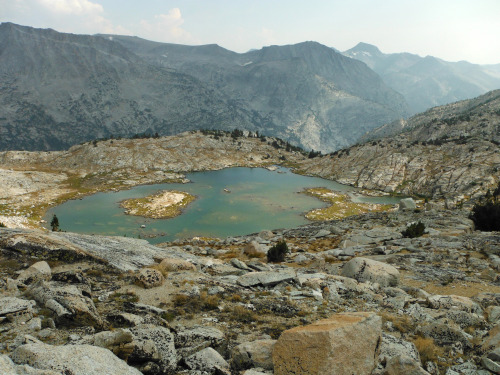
1;206;500;374
0;131;306;229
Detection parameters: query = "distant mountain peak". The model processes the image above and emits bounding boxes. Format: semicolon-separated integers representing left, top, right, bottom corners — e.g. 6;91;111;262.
348;42;383;56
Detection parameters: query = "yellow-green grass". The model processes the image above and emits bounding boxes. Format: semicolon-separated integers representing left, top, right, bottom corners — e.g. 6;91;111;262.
303;187;393;220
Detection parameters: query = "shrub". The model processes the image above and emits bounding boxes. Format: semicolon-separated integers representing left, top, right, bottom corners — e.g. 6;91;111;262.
401;221;426;238
412;336;443;366
470;201;500;231
0;222;6;227
230;305;257;323
267;240;289;263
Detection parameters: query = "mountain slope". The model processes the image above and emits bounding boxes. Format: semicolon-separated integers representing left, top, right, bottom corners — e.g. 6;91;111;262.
299;90;500;203
99;36;410;151
0;24;410;152
344;43;500;114
0;23;260;151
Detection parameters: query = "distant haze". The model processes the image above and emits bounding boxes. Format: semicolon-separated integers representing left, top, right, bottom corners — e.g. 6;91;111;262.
1;0;500;65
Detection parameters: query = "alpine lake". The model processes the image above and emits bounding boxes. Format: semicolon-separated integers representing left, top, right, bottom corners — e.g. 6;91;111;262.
45;167;403;244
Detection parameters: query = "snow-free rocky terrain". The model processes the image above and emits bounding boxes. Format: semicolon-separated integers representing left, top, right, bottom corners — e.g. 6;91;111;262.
1;206;500;374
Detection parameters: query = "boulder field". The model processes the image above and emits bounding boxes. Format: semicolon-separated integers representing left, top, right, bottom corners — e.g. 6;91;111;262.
1;207;500;374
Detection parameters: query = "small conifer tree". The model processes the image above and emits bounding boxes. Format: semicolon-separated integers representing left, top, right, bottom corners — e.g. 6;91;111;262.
50;214;59;231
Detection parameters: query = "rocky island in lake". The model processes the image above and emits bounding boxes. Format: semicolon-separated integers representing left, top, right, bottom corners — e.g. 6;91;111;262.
120;190;196;219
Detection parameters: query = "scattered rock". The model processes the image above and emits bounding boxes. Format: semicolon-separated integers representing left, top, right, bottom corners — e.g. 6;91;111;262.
341;257;400;287
129;325;177;374
185;347;230;375
26;281;104;329
231;339;276;371
135;268;164;289
237;268;296;288
17;261;51;285
399;198;417;210
11;342;142;375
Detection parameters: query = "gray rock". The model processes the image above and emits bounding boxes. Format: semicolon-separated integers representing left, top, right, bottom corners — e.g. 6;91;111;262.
258;230;275;240
231;339;276;371
482;347;500;374
93;329;133;349
0;297;35;322
0;354;60;375
341;257;400;287
26;281;104;328
314;229;330;238
244;241;268;256
17;261;51;285
237;268;296;287
185;347;230;374
428;295;482;314
399;198;417;210
446;310;485;329
107;312;144;327
135;268;164;289
11;342;142;375
420;322;471;348
175;326;226;358
487;306;500;324
231;258;252;271
130;325;177;374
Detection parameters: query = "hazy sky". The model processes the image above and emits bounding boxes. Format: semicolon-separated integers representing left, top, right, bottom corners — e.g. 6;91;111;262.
1;0;500;64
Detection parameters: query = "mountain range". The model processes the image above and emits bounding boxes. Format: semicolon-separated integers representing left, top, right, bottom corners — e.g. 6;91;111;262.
0;23;407;152
1;23;499;152
344;42;500;114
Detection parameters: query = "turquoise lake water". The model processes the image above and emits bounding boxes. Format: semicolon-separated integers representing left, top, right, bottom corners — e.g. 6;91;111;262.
45;167;402;244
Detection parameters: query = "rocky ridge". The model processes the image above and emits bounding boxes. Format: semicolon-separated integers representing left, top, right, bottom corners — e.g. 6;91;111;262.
1;207;500;374
299;90;500;203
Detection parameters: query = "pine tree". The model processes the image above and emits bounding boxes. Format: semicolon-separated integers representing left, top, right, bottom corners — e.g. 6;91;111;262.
50;214;59;231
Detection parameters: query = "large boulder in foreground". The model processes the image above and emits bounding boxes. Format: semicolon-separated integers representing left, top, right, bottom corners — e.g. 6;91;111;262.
341;257;399;287
11;342;141;375
273;312;382;375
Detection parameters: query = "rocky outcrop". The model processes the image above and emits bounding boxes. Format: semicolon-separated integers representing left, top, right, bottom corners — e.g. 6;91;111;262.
231;339;276;371
17;261;51;285
26;281;104;328
11;342;142;375
341;257;400;287
298;90;500;201
237;268;296;287
273;312;382;375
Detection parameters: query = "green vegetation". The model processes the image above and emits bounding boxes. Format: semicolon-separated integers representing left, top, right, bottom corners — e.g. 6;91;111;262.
0;222;6;227
267;240;289;263
303;188;393;221
470;182;500;231
401;221;426;238
50;214;59;231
